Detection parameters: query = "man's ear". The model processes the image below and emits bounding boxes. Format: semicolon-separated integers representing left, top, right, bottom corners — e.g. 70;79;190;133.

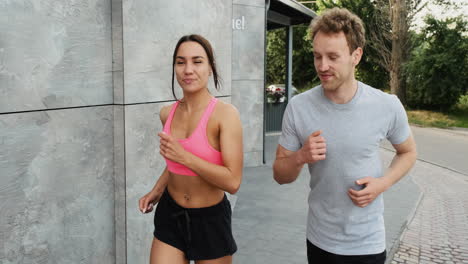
352;47;363;66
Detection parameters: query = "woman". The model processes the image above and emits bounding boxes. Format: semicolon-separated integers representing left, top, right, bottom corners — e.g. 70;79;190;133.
139;34;243;264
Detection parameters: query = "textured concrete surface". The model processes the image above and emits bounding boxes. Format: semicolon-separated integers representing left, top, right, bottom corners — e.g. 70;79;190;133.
0;0;113;113
0;107;114;264
124;102;171;263
233;0;265;7
232;4;265;81
232;80;264;167
112;0;124;105
123;0;232;104
231;3;265;167
113;105;126;264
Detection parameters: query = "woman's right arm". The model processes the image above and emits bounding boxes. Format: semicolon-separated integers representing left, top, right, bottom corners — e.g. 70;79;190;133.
138;168;169;213
138;105;172;213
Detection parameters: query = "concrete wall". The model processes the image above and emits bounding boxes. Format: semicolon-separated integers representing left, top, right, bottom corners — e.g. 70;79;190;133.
0;0;265;263
0;0;113;113
232;1;265;167
0;108;115;263
0;0;115;263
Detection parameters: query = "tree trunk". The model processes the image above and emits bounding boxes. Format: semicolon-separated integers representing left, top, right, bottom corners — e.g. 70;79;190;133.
390;0;407;105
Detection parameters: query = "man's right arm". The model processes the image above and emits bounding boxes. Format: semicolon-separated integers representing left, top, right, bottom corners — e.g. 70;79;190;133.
273;130;326;184
273;145;305;184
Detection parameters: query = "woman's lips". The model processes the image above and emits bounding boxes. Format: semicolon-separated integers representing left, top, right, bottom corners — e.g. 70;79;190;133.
183;79;195;84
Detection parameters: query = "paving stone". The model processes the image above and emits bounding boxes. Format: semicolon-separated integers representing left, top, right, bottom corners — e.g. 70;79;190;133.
388;150;468;264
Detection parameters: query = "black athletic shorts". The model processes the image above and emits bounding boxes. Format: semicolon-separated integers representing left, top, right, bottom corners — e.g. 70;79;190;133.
307;240;386;264
153;189;237;260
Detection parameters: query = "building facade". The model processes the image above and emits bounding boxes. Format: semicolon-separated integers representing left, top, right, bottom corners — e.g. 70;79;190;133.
0;0;313;262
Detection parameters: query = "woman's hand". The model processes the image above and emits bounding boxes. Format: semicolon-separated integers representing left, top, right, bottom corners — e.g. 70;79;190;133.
138;190;163;214
158;132;188;164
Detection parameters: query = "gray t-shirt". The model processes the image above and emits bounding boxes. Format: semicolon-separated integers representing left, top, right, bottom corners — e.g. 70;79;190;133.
279;82;410;255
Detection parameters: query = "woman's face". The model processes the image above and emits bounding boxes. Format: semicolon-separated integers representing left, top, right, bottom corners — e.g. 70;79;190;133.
175;41;211;94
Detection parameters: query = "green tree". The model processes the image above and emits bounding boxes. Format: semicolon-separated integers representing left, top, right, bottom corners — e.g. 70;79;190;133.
266;28;286;86
292;25;319;90
266;26;318;91
405;16;468;110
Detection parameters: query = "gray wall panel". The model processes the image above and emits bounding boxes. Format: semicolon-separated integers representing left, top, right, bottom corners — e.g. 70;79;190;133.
232;80;263;166
232;3;265;168
0;0;113;113
113;105;126;264
232;4;265;81
123;0;232;104
1;0;270;262
244;151;263;167
0;106;114;264
112;0;124;105
233;0;265;7
124;102;171;263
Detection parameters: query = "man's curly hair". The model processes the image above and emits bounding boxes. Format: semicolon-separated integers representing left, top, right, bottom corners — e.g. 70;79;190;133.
309;8;366;54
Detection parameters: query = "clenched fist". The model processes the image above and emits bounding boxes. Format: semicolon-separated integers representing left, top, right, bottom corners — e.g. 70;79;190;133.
297;130;327;164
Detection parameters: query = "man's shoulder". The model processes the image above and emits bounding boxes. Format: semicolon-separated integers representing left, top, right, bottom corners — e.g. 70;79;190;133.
359;82;404;114
290;85;321;105
360;82;398;102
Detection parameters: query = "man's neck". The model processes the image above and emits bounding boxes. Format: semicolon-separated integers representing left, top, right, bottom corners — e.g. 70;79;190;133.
324;79;358;104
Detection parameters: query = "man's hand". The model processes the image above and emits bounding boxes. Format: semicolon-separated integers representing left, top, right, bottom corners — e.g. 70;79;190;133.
347;177;390;208
297;130;327;165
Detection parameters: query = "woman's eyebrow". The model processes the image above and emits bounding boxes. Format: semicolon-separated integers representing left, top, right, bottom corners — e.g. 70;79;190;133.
176;56;205;60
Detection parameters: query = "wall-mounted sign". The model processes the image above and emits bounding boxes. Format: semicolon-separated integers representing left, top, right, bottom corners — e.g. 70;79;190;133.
232;16;246;30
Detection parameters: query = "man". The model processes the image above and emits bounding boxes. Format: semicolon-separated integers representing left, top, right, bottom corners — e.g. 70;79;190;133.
273;8;417;264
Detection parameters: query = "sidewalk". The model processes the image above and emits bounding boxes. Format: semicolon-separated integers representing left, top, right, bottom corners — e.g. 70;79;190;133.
389;157;468;263
231;135;422;263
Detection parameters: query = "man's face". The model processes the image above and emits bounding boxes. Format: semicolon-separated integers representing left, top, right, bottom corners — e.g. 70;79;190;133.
313;31;361;92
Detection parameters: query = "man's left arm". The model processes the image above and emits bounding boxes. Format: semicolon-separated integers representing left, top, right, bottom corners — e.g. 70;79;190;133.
348;134;417;208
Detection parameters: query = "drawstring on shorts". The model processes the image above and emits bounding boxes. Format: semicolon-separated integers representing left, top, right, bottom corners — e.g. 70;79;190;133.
172;209;192;253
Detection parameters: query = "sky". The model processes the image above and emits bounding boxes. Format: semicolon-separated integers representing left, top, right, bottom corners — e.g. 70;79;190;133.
412;0;468;30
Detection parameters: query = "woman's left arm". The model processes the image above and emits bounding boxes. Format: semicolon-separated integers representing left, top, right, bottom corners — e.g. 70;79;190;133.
159;104;243;194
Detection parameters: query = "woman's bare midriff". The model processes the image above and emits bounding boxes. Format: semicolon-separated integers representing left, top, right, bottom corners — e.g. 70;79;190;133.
167;172;225;208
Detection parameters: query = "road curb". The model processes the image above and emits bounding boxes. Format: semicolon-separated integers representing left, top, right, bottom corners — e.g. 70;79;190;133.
410;124;468;137
380;145;468;178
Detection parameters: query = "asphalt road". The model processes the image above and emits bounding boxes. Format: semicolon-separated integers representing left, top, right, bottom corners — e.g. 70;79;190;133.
381;126;468;176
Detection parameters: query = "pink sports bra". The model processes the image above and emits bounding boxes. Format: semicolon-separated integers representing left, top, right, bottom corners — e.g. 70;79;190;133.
163;97;224;176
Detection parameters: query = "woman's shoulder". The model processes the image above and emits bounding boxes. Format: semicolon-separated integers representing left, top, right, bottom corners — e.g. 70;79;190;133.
214;99;240;119
159;103;175;124
212;100;242;132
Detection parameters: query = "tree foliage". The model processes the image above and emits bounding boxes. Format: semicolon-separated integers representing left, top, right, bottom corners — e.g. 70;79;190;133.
266;28;286;86
292;25;318;90
266;0;466;111
266;0;391;91
266;26;318;91
404;16;468;111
